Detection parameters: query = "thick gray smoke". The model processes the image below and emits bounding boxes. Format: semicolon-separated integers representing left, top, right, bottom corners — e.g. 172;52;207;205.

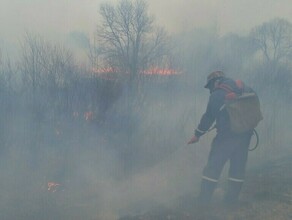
0;12;291;220
1;61;290;220
0;75;209;220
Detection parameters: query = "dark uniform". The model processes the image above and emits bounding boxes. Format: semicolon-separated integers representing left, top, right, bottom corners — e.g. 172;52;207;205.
193;72;253;204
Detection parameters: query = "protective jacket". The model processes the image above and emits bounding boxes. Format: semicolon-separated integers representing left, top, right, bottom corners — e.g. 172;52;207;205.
195;77;252;138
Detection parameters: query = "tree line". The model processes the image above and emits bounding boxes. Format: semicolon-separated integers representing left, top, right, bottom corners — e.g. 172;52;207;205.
0;0;291;162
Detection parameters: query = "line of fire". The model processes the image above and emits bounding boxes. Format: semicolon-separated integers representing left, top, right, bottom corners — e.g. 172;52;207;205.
68;67;182;124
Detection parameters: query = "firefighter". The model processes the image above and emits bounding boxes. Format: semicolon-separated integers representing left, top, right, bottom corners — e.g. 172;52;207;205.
187;71;253;205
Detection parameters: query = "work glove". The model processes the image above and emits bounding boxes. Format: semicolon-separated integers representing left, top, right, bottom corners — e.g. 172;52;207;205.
187;135;199;144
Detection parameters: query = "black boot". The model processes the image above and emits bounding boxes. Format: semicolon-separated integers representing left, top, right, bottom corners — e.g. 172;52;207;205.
224;179;243;205
198;178;217;205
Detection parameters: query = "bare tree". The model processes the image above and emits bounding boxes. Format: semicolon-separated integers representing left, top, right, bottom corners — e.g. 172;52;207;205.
95;0;168;83
250;18;292;66
0;50;17;93
19;33;79;122
250;19;292;153
20;33;76;92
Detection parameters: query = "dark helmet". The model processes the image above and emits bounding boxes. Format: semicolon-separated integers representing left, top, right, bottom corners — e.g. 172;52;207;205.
204;71;225;88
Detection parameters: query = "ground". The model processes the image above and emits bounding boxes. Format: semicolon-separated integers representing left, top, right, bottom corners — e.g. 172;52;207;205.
118;156;292;220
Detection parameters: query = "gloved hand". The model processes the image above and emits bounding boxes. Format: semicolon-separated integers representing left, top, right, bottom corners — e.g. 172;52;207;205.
187;135;199;144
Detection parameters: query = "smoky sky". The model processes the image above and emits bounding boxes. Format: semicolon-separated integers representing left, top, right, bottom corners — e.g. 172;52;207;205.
0;0;291;46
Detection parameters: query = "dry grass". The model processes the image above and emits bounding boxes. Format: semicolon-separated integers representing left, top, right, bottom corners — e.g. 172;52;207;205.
119;156;292;220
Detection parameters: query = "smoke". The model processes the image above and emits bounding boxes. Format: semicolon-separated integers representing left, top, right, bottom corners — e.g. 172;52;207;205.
1;36;291;219
0;1;291;219
2;63;292;220
0;71;209;220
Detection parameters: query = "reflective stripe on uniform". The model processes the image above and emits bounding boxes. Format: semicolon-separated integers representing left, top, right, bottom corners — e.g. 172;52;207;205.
219;104;225;111
228;177;244;182
202;176;218;182
195;128;206;134
196;128;206;133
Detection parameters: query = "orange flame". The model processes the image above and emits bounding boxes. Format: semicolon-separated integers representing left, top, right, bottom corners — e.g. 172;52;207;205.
142;67;179;75
47;182;60;192
84;111;93;121
91;67;180;76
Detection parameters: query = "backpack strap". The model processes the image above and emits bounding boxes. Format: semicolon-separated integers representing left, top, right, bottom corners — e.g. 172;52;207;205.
216;79;244;94
217;83;234;93
217;80;244;101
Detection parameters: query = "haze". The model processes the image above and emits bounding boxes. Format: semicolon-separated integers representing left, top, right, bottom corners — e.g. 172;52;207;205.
0;0;291;220
1;0;292;46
